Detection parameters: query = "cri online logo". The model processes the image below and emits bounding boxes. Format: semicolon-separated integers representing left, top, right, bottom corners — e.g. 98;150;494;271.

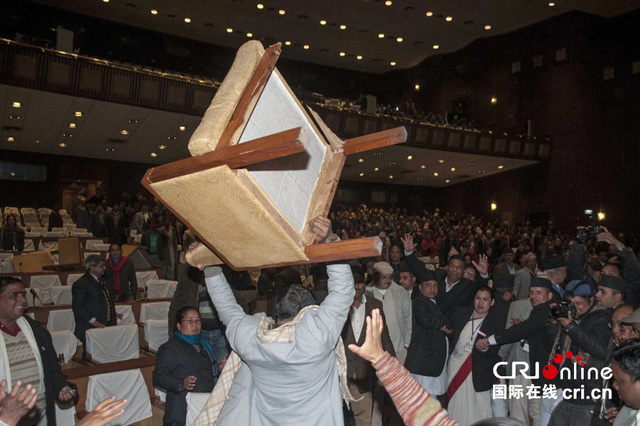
542;351;583;380
493;351;612;381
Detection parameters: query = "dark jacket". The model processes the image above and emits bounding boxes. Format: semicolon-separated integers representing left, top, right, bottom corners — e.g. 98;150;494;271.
141;230;168;260
436;276;478;319
23;316;77;425
153;337;218;425
0;226;24;251
450;306;505;392
405;295;448;377
341;296;395;393
71;272;117;346
104;257;138;301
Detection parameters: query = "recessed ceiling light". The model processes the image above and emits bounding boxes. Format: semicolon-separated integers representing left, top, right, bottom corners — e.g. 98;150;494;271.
396;37;403;42
103;0;109;3
10;172;15;176
285;41;291;45
339;52;346;57
378;33;385;39
433;45;439;50
445;179;450;183
415;84;420;91
358;158;364;163
75;111;83;117
491;97;498;105
450;167;456;171
226;28;233;33
69;123;76;128
159;145;167;150
320;20;327;25
257;3;264;9
9;115;20;120
12;102;21;108
120;129;129;135
278;9;286;15
548;2;555;6
438;159;445;163
421;164;426;169
445;16;453;22
385;0;393;6
184;17;191;23
426;11;433;17
484;25;492;30
340;24;347;30
434;172;439;177
498;165;504;169
374;167;379;171
179;125;186;131
389;175;394;179
150;152;158;157
151;9;158;15
390;61;397;66
59;142;67;148
373;151;381;156
359;172;364;177
7;137;14;142
468;162;475;166
35;140;40;144
356;55;363;60
247;32;253;37
303;44;310;49
407;155;413;160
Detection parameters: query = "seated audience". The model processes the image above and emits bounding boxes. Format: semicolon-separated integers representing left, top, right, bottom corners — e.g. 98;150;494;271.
0;215;24;252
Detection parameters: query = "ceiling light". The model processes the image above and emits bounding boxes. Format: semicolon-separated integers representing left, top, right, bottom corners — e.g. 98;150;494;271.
438;159;445;163
356;55;363;60
434;172;439;177
445;179;450;183
491;97;498;105
358;158;364;163
390;61;397;66
340;24;347;30
59;142;67;148
491;203;497;211
320;20;327;25
247;32;253;37
389;175;394;179
374;167;379;171
120;129;129;135
445;16;453;22
7;137;14;142
103;0;109;3
69;123;76;128
179;125;186;131
9;115;20;120
450;167;456;171
548;2;555;6
12;102;21;108
74;111;83;117
468;162;475;166
184;18;191;23
498;165;504;169
303;44;310;49
359;172;364;177
385;0;393;6
150;152;158;157
339;52;346;57
426;11;433;17
278;9;286;15
597;212;605;221
35;140;40;144
226;28;233;33
407;155;413;160
285;41;291;45
433;44;439;50
484;25;491;30
378;33;385;38
421;165;426;169
159;145;167;150
151;9;158;15
257;3;264;9
396;37;403;42
415;84;420;90
10;172;15;177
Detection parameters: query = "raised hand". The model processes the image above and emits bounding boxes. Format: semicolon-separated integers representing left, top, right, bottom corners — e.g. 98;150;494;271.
0;380;37;426
401;233;416;253
348;309;385;364
308;216;333;242
472;254;489;275
77;396;127;426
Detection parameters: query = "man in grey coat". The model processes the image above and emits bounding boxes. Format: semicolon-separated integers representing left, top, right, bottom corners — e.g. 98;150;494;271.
199;216;354;425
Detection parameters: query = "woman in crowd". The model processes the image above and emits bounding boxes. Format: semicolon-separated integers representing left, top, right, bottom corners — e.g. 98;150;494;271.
446;286;503;425
0;214;24;252
153;306;224;426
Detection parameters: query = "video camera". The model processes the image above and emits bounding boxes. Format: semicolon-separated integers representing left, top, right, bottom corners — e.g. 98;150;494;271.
575;209;603;244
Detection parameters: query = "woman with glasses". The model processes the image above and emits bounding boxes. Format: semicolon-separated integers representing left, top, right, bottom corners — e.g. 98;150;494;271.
153;306;225;426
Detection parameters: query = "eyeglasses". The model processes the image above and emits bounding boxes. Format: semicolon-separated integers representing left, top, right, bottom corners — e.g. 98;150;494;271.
181;319;201;325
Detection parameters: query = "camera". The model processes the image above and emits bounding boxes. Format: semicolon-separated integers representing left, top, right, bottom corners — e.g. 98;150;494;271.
550;299;577;319
575;226;603;244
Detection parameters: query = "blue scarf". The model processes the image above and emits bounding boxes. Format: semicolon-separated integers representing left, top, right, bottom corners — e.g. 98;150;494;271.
174;331;214;353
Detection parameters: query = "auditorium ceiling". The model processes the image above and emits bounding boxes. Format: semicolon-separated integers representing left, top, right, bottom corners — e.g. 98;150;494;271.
34;0;639;73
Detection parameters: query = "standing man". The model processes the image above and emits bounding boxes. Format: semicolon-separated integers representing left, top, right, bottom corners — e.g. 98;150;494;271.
514;252;537;300
104;244;138;301
106;203;127;245
71;255;120;348
611;340;640;425
0;277;77;425
342;268;394;426
367;261;412;363
542;254;568;303
493;247;522;279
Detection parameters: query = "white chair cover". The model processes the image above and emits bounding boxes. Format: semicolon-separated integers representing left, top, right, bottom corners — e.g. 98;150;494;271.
73;228;88;233
84;239;104;250
47;309;76;333
136;270;159;287
55;404;76;426
39;240;59;251
146;279;178;299
0;253;14;273
66;273;84;286
30;275;62;304
86;369;152;425
26;288;41;307
50;330;79;362
116;305;135;325
50;286;73;305
83;252;100;260
85;324;139;363
30;226;46;235
139;301;170;323
186;392;211;426
143;319;168;351
154;387;166;403
22;239;35;252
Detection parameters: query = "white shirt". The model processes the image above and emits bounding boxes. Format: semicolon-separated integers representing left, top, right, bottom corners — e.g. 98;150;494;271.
445;277;460;293
350;295;367;342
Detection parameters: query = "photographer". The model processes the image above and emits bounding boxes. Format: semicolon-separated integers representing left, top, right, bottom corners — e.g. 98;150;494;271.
547;281;612;425
597;230;640;305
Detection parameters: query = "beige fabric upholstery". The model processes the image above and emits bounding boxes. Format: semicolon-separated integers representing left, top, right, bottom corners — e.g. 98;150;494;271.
185;244;222;267
150;165;307;268
188;41;265;156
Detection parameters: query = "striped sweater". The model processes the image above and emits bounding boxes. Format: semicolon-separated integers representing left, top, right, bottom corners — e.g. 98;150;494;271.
373;352;457;426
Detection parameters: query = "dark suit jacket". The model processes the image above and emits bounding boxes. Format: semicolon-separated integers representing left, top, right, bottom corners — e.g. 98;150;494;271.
342;296;395;393
71;272;117;345
450;306;505;392
436;277;478;319
153;337;218;424
104;257;138;300
405;295;448;377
